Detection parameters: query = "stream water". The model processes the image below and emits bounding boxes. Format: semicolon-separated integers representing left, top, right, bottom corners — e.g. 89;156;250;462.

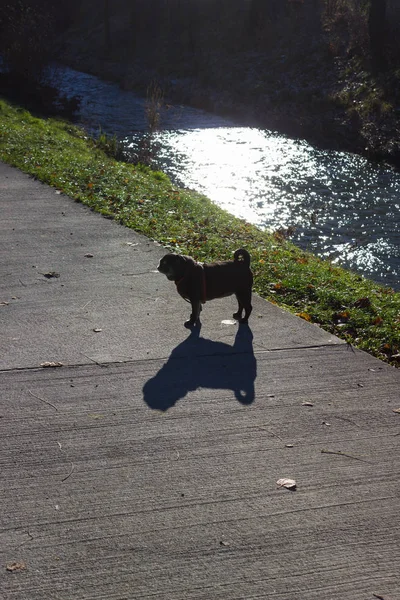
53;65;400;289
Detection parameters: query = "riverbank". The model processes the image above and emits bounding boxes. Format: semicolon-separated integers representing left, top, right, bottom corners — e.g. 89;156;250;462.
0;97;399;365
60;40;400;169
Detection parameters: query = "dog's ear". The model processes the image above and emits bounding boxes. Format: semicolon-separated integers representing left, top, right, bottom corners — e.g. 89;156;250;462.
166;253;189;279
180;255;197;267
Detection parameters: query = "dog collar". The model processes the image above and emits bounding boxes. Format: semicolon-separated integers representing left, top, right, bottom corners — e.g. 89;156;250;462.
175;263;207;304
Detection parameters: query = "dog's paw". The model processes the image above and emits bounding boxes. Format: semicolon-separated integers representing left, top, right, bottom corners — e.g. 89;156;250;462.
233;311;242;320
184;318;199;329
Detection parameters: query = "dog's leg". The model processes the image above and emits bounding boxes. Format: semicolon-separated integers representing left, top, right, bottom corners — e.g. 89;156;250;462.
234;291;252;323
233;297;244;321
185;300;202;328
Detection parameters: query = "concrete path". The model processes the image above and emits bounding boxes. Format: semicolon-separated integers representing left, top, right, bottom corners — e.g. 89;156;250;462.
1;161;399;600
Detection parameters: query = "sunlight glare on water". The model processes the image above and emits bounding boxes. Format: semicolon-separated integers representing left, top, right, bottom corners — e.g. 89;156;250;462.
126;127;400;288
53;65;400;289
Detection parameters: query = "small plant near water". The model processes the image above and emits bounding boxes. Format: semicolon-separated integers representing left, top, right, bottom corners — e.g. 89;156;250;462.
129;81;164;167
95;127;124;160
0;97;399;366
145;81;164;133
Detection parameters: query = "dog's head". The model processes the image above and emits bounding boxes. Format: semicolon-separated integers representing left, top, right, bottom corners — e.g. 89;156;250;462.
157;253;188;281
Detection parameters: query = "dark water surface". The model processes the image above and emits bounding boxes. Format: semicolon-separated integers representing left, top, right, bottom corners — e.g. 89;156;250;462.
54;65;400;289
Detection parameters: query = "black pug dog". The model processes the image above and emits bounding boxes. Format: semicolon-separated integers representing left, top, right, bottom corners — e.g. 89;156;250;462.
157;248;253;327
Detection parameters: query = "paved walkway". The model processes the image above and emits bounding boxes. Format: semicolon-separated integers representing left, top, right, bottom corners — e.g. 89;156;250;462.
1;161;399;599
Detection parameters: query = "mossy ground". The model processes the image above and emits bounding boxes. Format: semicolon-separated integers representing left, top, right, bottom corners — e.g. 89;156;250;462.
1;97;399;365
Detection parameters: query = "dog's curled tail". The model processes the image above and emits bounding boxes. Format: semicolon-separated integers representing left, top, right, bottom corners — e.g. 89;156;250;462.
234;248;251;267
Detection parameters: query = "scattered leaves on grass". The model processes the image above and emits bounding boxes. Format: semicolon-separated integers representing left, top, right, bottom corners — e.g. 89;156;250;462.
333;310;350;322
296;311;312;322
6;562;26;572
353;297;371;309
372;316;383;326
276;478;297;491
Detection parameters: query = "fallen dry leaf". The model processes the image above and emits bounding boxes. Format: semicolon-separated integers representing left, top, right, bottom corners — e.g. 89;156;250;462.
42;271;60;279
392;408;400;414
84;253;94;258
276;478;297;490
372;316;383;326
296;311;312;322
92;328;102;333
40;362;63;368
353;297;371;309
302;401;314;407
6;562;26;572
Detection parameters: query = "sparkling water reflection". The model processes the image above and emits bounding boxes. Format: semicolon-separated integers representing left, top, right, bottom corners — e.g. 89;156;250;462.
54;66;400;289
126;128;400;288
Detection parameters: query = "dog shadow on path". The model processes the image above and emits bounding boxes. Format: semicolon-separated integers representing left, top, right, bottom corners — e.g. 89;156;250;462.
143;324;257;411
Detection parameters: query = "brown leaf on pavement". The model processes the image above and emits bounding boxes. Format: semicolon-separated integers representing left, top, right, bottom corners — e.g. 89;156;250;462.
276;478;297;491
40;361;63;368
6;562;26;572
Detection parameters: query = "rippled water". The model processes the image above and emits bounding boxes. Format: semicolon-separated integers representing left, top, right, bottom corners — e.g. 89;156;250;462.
55;66;400;289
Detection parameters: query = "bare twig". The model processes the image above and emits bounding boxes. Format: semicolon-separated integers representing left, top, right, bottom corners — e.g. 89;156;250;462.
81;352;106;367
61;463;75;482
334;415;361;428
28;389;57;411
18;530;34;548
321;449;370;463
80;300;92;311
122;271;152;276
258;425;283;442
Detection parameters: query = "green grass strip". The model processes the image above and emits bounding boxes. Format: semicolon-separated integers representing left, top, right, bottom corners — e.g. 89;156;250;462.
0;97;399;365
